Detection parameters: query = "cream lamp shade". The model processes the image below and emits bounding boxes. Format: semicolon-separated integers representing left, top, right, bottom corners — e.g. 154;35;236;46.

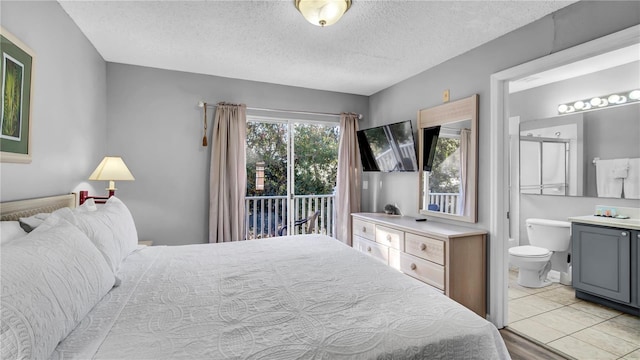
89;156;135;191
294;0;352;27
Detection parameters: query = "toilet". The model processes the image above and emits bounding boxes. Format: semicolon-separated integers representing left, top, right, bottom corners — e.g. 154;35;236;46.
509;218;571;288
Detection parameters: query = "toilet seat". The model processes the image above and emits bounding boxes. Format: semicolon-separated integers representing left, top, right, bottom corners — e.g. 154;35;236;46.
509;245;551;258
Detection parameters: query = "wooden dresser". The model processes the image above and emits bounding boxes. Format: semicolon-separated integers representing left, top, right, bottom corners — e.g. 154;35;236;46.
352;213;487;317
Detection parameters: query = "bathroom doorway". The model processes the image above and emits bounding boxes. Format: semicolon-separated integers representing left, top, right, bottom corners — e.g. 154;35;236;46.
489;26;640;327
491;25;640;358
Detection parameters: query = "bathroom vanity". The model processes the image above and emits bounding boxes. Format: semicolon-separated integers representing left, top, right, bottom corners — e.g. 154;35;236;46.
569;215;640;316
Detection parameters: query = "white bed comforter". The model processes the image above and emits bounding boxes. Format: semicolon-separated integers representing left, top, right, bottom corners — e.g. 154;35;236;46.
52;235;509;359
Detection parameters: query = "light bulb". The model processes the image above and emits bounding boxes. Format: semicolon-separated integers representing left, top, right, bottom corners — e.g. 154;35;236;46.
599;99;609;107
574;101;585;110
558;104;568;113
590;97;602;106
583;103;592;110
629;90;640;100
566;106;575;113
608;94;620;103
617;96;627;104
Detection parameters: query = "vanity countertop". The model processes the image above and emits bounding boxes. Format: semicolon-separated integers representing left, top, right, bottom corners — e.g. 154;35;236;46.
568;215;640;230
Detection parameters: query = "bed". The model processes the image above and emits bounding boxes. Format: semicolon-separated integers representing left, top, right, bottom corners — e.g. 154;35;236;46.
1;194;510;360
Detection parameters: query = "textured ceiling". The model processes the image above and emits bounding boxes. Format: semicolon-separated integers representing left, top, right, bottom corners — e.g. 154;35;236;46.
58;0;576;96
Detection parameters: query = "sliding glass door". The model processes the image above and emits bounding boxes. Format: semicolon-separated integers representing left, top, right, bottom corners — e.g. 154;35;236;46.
245;118;339;239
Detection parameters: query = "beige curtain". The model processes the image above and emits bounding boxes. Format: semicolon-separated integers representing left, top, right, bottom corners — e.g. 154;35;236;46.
336;113;361;246
209;103;247;243
458;128;471;216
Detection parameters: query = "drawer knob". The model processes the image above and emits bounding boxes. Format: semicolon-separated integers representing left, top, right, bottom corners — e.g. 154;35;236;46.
621;232;627;236
386;234;392;241
367;246;372;252
362;227;367;233
410;263;417;270
420;243;426;251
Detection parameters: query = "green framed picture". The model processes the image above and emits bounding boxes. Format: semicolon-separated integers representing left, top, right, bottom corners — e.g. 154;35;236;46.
1;27;34;163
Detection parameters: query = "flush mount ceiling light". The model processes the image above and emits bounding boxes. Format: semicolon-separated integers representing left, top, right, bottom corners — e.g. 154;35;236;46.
295;0;352;27
557;89;640;114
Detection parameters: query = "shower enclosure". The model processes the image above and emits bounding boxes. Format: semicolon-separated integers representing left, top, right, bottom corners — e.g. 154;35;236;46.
520;136;570;195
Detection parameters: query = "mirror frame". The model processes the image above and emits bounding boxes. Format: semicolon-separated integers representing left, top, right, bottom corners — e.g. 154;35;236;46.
418;94;479;223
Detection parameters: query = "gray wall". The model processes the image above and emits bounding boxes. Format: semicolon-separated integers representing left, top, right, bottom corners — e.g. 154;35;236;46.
364;1;640;235
106;63;368;245
0;1;107;201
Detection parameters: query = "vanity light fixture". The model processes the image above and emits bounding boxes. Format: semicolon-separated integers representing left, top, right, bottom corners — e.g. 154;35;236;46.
557;89;640;114
294;0;352;27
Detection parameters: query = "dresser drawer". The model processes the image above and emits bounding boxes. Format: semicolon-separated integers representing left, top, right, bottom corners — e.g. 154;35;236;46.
353;218;376;241
353;236;389;264
400;252;445;290
405;232;445;265
376;225;404;251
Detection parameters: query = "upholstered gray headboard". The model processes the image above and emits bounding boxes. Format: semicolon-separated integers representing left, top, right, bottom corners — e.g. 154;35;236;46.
0;194;76;221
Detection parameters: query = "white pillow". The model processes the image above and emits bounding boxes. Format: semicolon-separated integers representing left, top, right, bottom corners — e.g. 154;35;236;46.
0;221;27;245
102;196;138;261
18;212;50;232
74;196;138;266
0;217;115;360
44;207;119;274
63;207;120;273
77;197;97;212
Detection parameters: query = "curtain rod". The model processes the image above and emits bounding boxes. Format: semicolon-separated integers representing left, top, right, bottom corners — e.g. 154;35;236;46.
197;101;362;119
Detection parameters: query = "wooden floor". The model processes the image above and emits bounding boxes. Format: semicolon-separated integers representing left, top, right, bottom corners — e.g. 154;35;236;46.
500;329;569;360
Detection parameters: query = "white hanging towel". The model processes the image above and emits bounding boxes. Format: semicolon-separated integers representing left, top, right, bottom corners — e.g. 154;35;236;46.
612;158;629;179
596;159;623;198
623;158;640;199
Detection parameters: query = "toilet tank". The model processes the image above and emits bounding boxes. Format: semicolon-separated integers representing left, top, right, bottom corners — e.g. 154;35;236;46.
526;218;571;251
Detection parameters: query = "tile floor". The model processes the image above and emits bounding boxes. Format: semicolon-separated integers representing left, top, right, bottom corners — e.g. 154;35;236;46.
507;270;640;360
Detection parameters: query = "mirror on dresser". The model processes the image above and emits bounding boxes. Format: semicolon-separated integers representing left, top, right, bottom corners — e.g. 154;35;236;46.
417;94;479;223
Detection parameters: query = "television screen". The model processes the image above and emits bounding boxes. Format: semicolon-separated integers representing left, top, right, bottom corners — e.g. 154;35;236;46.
422;126;441;171
357;120;418;172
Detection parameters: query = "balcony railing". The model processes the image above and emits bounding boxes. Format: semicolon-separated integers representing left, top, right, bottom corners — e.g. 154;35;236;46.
427;192;460;215
245;194;335;240
376;143;417;171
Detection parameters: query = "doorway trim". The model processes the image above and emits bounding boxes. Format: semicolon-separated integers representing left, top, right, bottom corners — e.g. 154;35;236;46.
488;24;640;328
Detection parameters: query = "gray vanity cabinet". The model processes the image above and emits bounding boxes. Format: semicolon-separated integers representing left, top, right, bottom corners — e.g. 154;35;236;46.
572;223;639;315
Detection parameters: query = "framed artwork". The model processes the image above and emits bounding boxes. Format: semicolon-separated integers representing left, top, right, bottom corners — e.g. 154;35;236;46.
1;27;34;163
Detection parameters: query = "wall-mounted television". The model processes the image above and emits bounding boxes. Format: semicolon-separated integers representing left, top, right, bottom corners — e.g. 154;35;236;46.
357;120;418;172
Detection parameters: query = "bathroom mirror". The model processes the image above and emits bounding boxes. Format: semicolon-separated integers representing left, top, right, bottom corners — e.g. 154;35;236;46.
510;59;640;200
418;94;479;223
517;103;639;199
